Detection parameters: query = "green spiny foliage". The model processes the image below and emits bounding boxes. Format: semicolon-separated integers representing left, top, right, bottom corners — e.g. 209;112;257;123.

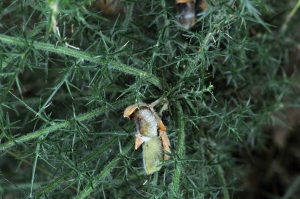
0;0;299;198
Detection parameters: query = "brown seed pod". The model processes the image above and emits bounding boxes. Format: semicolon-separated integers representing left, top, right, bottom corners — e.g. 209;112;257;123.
175;0;196;29
97;0;124;17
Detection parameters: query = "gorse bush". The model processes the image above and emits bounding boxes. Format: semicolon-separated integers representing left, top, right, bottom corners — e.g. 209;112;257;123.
0;0;299;198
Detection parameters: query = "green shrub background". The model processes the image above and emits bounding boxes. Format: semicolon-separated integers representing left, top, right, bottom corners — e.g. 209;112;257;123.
1;0;300;198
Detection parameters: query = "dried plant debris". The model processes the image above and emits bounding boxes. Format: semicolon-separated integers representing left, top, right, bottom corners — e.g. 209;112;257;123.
124;103;171;174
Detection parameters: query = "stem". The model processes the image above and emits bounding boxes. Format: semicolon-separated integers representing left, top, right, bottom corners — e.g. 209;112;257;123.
282;175;300;199
0;96;134;151
75;139;134;199
208;151;230;199
36;135;120;197
216;164;230;199
172;102;185;198
281;0;300;33
183;32;214;77
150;172;159;199
29;137;41;198
0;34;161;89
